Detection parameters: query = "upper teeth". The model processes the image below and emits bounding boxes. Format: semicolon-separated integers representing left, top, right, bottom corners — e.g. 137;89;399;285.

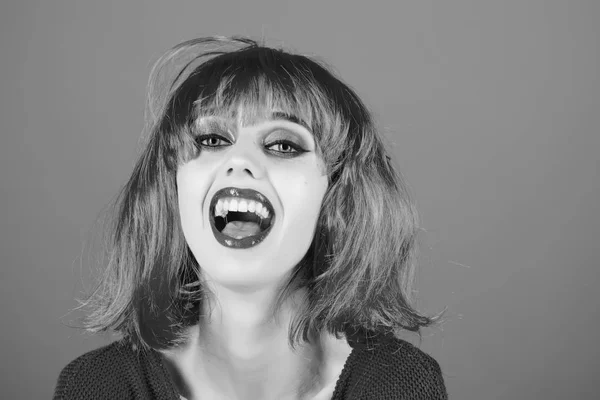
214;197;270;219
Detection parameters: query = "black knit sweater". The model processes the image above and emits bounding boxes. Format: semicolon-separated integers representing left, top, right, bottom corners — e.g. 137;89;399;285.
54;332;447;399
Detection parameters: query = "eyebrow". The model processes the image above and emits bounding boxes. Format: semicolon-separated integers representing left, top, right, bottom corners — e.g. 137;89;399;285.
270;112;311;132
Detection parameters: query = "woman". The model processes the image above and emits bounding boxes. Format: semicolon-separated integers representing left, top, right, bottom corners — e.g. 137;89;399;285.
54;36;447;400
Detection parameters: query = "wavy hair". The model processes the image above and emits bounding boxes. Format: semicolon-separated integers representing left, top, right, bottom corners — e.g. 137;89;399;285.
78;36;439;351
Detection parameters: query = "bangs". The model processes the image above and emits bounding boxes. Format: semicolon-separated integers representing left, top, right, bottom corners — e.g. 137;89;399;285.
160;46;355;170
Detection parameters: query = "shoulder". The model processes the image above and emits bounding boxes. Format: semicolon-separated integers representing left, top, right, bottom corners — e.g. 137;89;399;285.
53;339;166;399
346;337;447;399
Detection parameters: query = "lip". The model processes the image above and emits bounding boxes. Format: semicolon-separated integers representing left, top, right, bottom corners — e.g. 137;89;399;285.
208;187;276;249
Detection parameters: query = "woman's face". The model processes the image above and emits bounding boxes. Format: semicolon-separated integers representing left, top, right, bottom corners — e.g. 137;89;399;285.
176;112;328;289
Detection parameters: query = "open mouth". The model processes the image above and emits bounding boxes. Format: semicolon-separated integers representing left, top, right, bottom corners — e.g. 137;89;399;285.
209;187;276;249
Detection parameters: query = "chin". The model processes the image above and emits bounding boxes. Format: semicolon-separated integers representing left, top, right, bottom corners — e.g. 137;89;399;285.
191;233;309;291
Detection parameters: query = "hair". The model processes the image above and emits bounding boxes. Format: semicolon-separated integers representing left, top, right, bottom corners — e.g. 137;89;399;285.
78;36;440;352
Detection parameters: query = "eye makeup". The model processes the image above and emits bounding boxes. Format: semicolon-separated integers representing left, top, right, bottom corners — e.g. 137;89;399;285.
193;114;315;157
194;117;232;137
264;129;309;150
269;112;311;133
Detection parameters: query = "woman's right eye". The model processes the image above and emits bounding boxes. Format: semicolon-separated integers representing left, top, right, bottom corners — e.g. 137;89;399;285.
197;134;232;149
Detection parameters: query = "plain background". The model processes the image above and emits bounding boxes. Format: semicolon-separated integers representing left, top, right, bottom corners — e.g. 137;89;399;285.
1;0;598;398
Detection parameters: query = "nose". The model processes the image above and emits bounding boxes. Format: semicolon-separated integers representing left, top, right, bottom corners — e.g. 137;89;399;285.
222;146;266;180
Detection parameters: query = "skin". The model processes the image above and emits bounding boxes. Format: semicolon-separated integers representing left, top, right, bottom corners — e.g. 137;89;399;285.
168;112;351;400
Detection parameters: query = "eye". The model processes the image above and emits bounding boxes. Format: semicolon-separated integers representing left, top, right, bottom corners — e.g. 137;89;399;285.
265;140;306;157
196;134;232;150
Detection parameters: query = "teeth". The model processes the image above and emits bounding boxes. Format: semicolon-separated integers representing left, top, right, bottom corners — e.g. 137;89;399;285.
215;197;271;219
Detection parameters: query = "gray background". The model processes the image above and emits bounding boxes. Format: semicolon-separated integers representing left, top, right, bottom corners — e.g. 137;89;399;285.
1;0;598;398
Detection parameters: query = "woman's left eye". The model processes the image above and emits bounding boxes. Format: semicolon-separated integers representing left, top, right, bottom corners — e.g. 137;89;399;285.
266;140;304;155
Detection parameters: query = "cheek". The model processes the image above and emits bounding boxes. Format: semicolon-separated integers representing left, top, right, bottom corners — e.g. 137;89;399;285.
273;167;328;233
176;164;212;233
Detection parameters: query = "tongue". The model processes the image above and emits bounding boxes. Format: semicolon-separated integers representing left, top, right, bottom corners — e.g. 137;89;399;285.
221;221;262;239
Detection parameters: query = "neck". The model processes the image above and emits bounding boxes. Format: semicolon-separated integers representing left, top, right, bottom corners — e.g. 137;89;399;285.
165;285;322;400
202;283;307;362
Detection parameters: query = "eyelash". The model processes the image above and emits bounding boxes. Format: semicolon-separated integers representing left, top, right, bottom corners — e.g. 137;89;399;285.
196;135;307;157
197;134;231;149
265;140;305;156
